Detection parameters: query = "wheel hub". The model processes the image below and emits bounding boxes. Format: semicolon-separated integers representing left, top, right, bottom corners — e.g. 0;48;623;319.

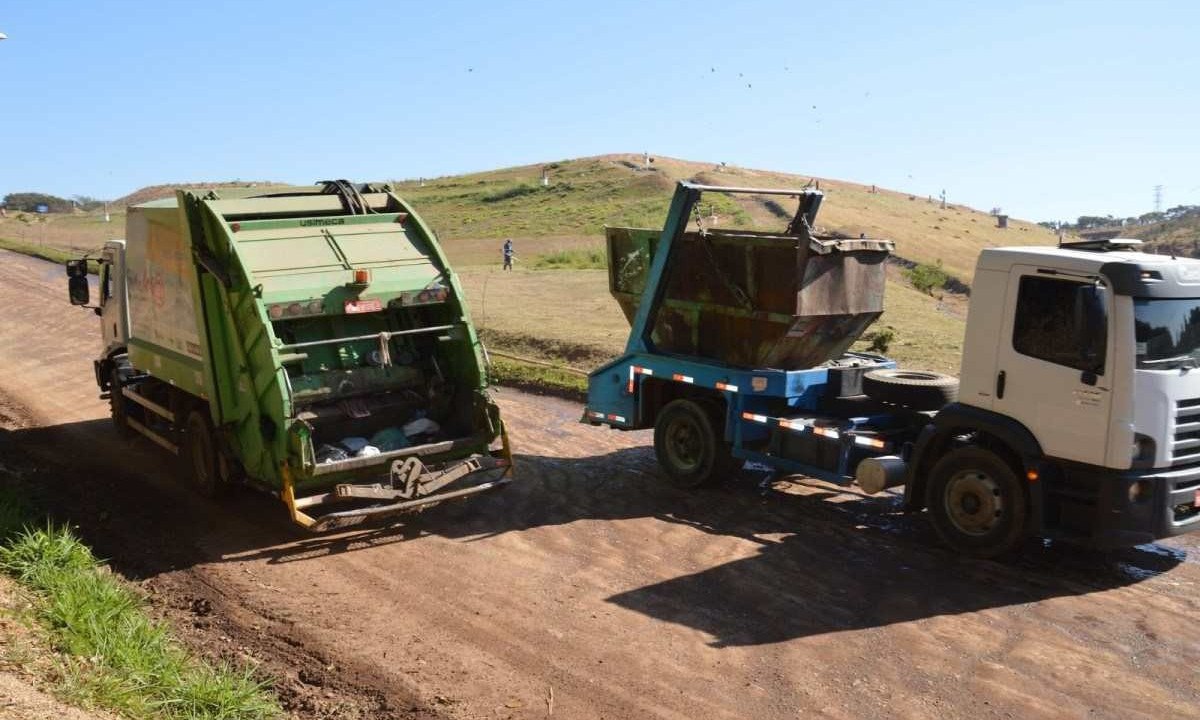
666;416;702;471
944;469;1003;536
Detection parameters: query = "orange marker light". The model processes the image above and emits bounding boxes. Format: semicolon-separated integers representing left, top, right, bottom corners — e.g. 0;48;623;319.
353;268;370;285
1026;469;1040;482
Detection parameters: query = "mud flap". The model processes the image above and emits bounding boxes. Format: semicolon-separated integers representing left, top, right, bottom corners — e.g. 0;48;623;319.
281;429;515;532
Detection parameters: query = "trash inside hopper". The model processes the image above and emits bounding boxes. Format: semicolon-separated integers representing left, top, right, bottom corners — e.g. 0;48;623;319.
607;226;894;369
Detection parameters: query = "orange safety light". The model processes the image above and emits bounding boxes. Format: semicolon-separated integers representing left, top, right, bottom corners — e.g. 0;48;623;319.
353;268;371;285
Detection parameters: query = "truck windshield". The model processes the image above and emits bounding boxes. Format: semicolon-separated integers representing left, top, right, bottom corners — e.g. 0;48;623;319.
1135;298;1200;369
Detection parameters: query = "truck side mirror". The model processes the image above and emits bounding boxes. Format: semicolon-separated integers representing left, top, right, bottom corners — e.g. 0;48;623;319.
1073;283;1107;371
65;260;90;306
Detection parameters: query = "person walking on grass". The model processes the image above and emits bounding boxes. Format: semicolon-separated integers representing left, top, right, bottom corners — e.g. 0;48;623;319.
502;238;515;270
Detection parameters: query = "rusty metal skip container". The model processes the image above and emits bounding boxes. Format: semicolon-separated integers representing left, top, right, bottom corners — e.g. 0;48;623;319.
606;185;895;369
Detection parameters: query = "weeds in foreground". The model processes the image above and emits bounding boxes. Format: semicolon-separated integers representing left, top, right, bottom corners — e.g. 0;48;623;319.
0;491;280;719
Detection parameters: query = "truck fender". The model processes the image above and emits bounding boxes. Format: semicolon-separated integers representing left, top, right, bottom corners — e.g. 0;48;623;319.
904;403;1045;527
94;347;129;392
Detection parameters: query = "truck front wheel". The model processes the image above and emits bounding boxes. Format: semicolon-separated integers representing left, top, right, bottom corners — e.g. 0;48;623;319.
654;399;736;489
183;410;225;498
927;446;1029;558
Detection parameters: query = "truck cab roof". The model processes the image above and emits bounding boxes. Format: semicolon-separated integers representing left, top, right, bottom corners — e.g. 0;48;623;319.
978;245;1200;298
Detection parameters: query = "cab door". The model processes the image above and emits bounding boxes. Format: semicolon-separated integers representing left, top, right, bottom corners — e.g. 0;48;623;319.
992;267;1113;466
99;243;129;353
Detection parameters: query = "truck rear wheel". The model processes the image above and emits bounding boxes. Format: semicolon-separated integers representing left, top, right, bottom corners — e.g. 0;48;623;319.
654;399;737;489
927;446;1028;558
183;409;225;498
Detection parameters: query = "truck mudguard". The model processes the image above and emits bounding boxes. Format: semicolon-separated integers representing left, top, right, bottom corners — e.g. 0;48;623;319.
904;402;1044;511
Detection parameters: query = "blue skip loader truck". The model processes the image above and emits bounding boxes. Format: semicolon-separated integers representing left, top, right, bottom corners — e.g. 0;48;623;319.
584;181;1200;557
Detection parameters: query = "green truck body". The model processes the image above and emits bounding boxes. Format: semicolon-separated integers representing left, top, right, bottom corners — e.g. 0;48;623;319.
69;182;511;530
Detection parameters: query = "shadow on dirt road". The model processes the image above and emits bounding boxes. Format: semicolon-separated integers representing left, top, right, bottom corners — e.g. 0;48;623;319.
1;419;1185;649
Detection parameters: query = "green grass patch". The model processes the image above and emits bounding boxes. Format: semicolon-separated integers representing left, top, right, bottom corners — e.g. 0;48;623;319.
0;237;98;273
905;260;949;295
530;247;607;270
0;490;280;719
480;184;542;203
487;354;587;399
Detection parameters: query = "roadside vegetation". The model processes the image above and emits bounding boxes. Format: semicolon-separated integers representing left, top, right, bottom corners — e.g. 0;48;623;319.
905;260;949;295
0;237;100;273
531;247;607;270
0;488;280;720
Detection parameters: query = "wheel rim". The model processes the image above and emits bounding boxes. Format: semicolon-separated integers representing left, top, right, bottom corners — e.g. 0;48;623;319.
664;413;703;473
944;468;1003;536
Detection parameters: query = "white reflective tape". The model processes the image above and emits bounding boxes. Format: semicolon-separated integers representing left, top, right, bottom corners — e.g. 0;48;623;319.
588;410;605;419
741;412;768;423
813;426;840;439
607;414;626;423
854;435;887;449
639;367;654;376
672;373;694;383
715;382;739;392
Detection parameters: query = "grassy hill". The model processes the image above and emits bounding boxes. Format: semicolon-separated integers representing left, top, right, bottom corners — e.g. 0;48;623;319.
396;153;1056;282
1121;212;1200;256
0;153;1059;391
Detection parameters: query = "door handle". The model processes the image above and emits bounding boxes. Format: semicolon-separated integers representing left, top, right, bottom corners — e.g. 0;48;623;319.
996;370;1006;399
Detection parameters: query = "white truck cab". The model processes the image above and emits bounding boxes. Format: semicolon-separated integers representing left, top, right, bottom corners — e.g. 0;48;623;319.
906;239;1200;550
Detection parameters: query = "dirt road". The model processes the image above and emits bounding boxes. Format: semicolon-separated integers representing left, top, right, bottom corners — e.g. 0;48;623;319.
0;248;1197;719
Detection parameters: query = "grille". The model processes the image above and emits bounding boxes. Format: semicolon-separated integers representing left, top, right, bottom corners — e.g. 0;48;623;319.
1172;398;1200;466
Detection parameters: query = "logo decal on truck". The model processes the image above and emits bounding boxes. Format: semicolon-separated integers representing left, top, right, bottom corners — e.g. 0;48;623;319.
299;218;346;227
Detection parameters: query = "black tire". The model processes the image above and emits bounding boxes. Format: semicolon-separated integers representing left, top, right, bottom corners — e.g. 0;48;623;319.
183;409;225;498
653;399;738;489
926;446;1029;558
863;369;958;411
109;361;134;439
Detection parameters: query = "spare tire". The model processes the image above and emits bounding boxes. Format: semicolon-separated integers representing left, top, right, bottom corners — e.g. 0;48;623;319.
862;369;958;411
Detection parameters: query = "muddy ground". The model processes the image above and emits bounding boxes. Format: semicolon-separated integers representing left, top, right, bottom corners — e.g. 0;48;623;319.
0;248;1196;719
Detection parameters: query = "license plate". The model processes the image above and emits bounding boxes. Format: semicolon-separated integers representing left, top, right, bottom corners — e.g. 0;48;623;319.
344;298;383;314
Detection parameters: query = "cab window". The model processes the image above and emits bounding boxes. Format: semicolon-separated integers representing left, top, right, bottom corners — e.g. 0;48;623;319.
1012;275;1106;373
99;262;112;304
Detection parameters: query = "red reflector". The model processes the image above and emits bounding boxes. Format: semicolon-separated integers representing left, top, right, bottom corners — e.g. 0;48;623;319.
344;298;383;314
230;222;241;233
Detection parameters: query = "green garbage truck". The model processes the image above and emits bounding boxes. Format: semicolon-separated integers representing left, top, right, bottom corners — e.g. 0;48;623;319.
66;180;512;531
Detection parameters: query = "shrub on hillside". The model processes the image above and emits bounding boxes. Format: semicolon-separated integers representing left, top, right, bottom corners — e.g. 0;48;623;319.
906;260;948;295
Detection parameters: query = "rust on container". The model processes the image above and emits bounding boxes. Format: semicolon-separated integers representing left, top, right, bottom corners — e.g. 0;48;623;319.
607;200;894;369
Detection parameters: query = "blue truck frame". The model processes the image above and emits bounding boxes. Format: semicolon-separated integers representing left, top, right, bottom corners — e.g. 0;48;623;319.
583;182;908;486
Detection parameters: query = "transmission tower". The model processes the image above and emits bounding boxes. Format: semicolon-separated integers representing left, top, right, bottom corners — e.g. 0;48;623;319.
1154;185;1163;213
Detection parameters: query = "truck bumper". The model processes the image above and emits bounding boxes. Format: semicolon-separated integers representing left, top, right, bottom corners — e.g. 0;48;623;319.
282;428;515;532
1052;460;1200;547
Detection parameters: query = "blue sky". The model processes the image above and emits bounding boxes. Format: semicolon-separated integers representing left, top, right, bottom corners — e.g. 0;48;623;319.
1;0;1196;221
